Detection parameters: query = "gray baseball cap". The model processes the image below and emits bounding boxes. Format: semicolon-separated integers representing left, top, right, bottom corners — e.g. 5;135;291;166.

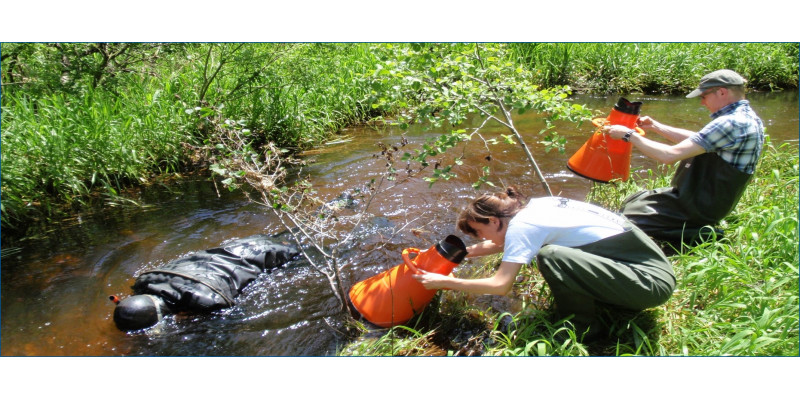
686;69;747;98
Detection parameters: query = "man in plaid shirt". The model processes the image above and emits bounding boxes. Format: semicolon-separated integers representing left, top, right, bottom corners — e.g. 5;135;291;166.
603;69;765;246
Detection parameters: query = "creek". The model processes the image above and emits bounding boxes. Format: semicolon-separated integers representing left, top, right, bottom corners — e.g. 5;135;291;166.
1;92;797;356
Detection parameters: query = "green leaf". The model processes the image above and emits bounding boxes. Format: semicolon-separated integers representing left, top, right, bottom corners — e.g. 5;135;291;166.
210;164;227;175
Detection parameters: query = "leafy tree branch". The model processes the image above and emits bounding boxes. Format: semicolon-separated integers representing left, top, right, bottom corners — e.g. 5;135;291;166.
364;43;592;194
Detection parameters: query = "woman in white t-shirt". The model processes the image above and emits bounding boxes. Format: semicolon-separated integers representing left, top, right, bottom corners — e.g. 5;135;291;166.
412;186;675;340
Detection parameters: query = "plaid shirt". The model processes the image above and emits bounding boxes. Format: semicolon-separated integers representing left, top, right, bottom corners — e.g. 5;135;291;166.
690;100;765;174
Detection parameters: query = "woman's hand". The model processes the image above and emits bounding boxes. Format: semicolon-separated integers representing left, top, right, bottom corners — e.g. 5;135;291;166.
411;270;450;290
411;261;523;296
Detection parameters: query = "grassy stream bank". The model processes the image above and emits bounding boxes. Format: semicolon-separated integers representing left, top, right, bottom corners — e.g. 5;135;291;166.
340;141;799;356
1;43;382;240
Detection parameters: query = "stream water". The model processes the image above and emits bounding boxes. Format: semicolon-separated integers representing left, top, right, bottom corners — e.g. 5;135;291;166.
2;92;797;356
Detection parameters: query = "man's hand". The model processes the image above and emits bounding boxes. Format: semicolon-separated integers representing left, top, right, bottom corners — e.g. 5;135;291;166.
636;116;658;131
602;124;633;140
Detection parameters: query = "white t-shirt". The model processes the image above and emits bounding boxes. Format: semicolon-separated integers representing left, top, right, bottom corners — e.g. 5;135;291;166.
502;197;627;265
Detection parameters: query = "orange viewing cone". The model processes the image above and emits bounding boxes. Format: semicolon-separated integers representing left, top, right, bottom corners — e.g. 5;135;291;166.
348;235;467;328
567;98;645;183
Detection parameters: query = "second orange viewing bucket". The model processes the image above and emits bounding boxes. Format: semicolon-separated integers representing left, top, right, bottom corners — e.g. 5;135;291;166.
348;235;467;328
567;97;644;183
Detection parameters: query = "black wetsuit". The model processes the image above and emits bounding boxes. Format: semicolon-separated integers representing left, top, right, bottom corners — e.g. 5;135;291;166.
131;234;298;313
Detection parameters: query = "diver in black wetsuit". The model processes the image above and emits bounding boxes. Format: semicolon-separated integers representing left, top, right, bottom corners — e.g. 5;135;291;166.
111;234;298;331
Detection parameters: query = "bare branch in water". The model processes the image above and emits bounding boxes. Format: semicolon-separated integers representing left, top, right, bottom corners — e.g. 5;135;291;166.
209;125;428;314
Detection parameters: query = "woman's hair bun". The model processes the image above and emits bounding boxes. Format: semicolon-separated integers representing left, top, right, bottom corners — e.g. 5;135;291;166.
505;185;522;199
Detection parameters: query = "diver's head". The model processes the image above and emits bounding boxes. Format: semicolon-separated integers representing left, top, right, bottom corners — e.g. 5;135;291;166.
113;294;166;331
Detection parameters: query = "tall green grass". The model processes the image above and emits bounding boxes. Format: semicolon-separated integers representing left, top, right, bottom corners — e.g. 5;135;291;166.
341;141;798;356
654;141;799;356
179;43;380;149
1;75;193;230
1;43;380;237
509;43;799;93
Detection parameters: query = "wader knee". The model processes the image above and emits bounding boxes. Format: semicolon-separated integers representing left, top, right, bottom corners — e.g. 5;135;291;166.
536;247;598;328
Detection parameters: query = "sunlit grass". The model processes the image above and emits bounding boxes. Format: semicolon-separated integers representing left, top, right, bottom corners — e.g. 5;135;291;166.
1;80;192;227
339;325;448;356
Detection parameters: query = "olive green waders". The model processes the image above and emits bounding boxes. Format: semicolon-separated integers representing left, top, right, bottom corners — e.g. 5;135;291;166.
620;153;753;245
536;222;675;335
